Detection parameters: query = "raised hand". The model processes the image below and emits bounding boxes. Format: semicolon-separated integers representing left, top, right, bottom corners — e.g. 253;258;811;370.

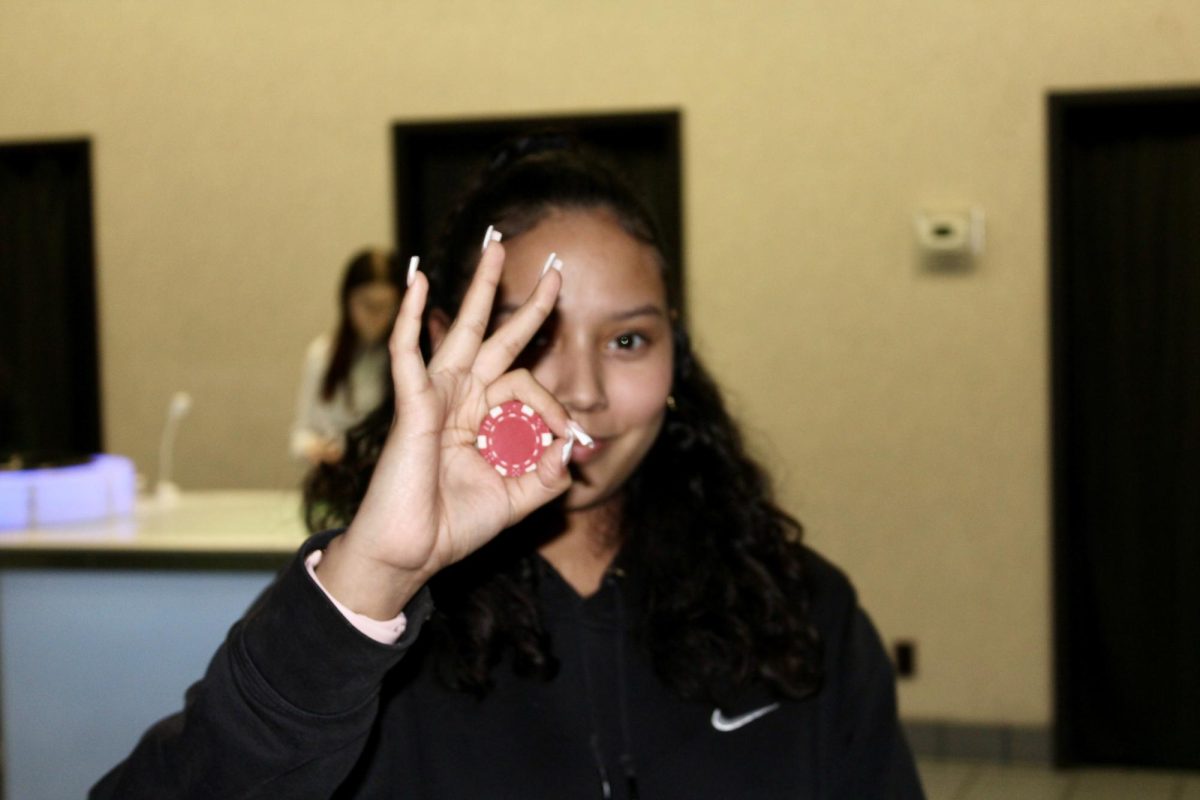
315;238;574;618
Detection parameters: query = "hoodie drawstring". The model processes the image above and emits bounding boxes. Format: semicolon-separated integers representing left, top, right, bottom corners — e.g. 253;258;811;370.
610;571;640;799
577;568;641;799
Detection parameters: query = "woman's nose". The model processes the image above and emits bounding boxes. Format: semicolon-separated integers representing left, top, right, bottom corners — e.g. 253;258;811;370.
548;349;607;414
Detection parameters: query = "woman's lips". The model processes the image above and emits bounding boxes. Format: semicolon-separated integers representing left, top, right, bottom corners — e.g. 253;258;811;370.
569;437;605;465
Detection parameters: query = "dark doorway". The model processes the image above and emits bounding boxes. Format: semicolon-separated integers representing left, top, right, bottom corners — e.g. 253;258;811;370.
1050;87;1200;769
392;110;683;312
0;139;102;462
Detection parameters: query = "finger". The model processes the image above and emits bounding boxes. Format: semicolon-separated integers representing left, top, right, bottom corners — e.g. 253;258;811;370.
502;429;573;525
482;368;573;442
389;268;430;402
473;266;562;384
429;241;506;373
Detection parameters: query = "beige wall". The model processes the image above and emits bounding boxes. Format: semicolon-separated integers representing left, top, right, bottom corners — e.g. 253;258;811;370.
3;0;1199;726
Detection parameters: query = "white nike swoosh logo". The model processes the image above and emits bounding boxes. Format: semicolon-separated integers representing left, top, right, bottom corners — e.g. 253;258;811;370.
710;702;781;732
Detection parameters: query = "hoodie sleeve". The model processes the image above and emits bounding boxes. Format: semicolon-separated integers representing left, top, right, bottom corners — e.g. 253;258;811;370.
805;550;926;800
89;531;433;800
829;605;926;799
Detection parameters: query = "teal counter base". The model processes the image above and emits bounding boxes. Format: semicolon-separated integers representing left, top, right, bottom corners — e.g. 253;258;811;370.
1;568;278;799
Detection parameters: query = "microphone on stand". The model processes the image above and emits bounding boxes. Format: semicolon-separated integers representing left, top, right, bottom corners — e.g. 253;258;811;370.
155;391;192;507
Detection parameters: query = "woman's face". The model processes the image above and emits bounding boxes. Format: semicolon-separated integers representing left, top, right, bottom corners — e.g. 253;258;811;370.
348;281;401;345
493;208;674;512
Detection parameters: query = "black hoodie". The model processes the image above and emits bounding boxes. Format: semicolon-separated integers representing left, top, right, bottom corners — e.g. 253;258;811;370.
93;530;924;799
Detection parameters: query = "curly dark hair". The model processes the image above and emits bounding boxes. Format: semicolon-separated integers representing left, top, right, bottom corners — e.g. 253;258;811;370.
304;135;822;704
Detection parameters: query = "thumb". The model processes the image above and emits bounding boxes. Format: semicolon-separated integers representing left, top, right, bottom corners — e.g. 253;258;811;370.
503;434;574;525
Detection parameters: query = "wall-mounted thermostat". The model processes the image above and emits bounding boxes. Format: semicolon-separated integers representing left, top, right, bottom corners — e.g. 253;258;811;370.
914;207;985;269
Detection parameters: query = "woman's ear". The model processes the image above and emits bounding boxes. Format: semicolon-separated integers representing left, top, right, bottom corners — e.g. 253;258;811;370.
427;308;451;353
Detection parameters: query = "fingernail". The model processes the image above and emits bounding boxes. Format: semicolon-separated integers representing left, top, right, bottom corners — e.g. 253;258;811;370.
541;252;564;277
561;429;576;466
565;421;594;447
407;256;420;287
482;225;502;252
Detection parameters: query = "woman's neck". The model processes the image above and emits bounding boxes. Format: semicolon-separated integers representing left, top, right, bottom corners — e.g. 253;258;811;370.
355;337;384;354
537;499;622;598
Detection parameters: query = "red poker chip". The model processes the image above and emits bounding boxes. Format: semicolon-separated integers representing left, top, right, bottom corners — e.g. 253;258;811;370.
476;400;552;477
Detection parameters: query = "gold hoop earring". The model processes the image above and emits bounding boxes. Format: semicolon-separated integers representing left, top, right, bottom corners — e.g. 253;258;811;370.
666;395;677;411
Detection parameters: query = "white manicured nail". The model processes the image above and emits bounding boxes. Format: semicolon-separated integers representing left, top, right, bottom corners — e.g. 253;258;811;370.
561;428;576;466
406;256;419;287
541;252;563;277
482;225;502;252
565;421;594;447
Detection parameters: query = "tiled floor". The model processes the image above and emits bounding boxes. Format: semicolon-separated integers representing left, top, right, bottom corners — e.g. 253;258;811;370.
918;760;1200;799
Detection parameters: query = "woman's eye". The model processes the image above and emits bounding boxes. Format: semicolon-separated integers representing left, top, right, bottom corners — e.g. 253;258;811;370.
511;318;557;369
610;332;647;351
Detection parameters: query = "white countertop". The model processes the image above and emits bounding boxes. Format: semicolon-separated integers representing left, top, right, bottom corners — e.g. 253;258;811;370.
0;490;311;563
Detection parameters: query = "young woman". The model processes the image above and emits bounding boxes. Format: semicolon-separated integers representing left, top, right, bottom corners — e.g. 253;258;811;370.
95;140;924;799
290;248;403;465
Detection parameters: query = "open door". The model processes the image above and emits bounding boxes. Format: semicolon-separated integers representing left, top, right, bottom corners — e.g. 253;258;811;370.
1050;87;1200;769
0;139;101;462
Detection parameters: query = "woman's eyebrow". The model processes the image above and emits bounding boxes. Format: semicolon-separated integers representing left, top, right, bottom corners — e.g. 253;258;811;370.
492;303;665;321
609;304;666;322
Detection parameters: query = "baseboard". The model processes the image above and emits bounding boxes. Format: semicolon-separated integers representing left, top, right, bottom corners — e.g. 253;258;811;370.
903;720;1053;764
